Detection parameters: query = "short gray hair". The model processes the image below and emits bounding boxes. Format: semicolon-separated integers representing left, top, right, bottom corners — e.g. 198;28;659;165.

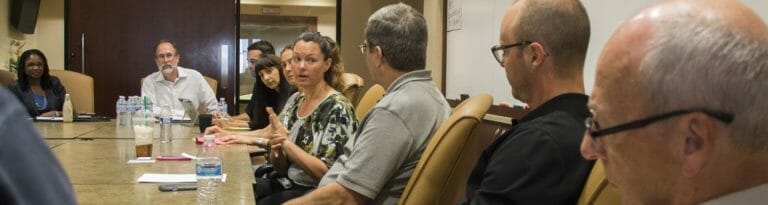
365;3;427;71
640;17;768;152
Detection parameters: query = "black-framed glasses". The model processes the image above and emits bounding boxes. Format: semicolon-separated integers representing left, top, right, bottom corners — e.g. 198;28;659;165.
585;109;734;138
490;41;531;66
25;62;44;68
155;52;177;60
358;43;368;55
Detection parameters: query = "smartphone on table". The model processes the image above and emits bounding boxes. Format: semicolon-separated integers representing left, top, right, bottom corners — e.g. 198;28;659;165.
158;183;197;192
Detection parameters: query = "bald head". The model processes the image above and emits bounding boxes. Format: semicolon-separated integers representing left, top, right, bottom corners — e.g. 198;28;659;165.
680;0;767;39
635;0;767;38
586;1;768;203
505;0;591;77
600;0;768;150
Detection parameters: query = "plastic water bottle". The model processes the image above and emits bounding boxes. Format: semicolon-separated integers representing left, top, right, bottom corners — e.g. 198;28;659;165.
62;94;73;122
218;98;229;119
116;96;126;126
197;135;222;205
159;105;173;143
127;96;137;126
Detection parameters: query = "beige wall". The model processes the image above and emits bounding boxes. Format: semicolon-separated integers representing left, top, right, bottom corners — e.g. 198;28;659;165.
339;0;371;92
339;0;444;94
424;0;444;91
2;0;65;71
36;0;65;70
240;5;337;40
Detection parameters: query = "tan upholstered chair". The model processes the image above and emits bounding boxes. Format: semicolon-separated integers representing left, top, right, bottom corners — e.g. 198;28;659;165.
203;76;217;95
140;75;218;95
577;160;622;205
49;70;94;113
0;69;17;87
398;94;493;205
341;73;364;105
354;84;385;121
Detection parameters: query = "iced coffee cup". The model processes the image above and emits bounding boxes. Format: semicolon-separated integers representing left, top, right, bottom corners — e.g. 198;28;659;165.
134;125;154;158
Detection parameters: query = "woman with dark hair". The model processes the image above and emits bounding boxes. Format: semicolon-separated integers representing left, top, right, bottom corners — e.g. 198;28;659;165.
8;49;66;117
280;44;298;90
224;48;295;130
245;54;294;129
205;32;357;204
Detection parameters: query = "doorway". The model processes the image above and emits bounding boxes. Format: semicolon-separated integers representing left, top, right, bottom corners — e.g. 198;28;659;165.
238;15;315;99
237;2;338;113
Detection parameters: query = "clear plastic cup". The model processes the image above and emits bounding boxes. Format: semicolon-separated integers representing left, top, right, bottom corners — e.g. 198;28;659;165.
134;125;154;158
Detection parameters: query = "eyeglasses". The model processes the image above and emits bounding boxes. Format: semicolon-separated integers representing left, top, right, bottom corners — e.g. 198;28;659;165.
358;43;369;55
585;109;734;138
155;52;177;60
490;41;531;66
25;62;44;68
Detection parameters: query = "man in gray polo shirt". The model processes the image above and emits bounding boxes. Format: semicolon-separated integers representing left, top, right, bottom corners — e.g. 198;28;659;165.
285;3;450;205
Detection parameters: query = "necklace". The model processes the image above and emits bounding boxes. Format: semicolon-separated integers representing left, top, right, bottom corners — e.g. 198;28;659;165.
34;95;48;110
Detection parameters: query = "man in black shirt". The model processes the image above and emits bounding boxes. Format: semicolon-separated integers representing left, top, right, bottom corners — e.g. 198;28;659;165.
463;0;594;204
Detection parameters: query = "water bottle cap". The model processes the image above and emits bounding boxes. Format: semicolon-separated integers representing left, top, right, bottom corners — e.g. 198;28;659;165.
203;135;215;141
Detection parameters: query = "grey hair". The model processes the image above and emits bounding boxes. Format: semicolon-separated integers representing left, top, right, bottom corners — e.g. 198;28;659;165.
365;3;427;71
640;17;768;152
512;0;590;77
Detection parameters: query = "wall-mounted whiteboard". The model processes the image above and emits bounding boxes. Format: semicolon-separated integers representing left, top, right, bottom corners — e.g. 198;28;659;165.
445;0;768;105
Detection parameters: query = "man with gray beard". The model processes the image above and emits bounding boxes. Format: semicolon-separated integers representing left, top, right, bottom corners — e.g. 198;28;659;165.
141;39;217;116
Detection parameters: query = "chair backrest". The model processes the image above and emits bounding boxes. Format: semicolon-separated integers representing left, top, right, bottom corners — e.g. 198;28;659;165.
203;76;217;95
577;160;622;205
398;94;493;205
354;84;385;121
0;69;17;88
140;75;218;95
49;70;94;113
341;73;364;105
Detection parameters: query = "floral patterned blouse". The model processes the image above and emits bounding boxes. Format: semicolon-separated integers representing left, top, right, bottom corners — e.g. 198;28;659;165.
280;92;358;187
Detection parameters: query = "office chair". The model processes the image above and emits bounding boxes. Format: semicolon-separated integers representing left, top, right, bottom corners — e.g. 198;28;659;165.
50;70;94;113
398;94;493;205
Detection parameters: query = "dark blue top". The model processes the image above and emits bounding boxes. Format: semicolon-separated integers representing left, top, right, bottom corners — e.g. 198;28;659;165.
8;76;66;117
33;94;47;111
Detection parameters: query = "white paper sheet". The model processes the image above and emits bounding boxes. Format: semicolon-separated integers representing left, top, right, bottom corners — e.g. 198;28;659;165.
35;116;63;121
137;173;227;183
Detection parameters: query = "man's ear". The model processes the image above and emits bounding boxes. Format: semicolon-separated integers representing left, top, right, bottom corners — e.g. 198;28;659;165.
528;42;546;67
373;46;385;68
681;113;717;177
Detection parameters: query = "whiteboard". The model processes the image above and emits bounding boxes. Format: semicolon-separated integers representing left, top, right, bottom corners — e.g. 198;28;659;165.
445;0;768;105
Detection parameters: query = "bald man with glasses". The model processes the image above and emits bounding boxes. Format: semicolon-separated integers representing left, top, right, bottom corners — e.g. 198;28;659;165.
463;0;594;204
580;0;768;204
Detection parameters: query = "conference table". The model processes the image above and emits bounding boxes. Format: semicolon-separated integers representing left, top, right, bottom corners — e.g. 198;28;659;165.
36;120;256;205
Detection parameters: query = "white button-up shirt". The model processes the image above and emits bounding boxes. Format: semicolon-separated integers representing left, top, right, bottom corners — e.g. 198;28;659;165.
141;66;217;117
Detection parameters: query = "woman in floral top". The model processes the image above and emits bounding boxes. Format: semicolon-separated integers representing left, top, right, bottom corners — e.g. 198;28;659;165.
205;32;358;204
